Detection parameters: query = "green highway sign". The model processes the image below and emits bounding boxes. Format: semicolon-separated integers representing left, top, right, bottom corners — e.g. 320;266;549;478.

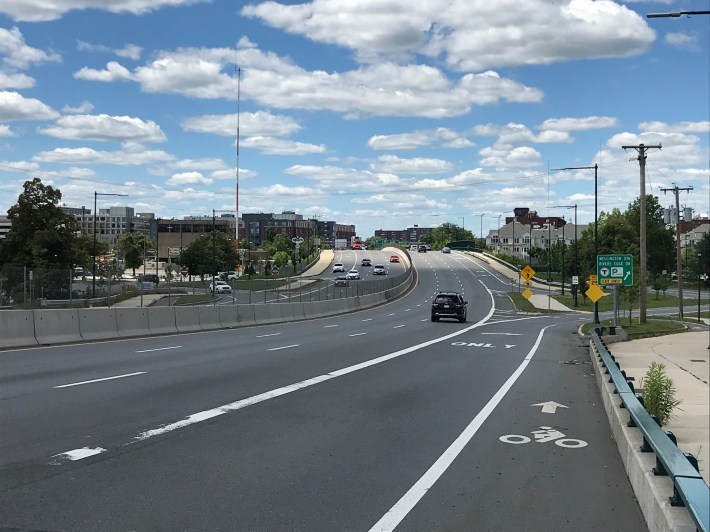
597;254;633;286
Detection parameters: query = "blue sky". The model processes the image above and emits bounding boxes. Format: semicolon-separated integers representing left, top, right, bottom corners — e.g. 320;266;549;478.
0;0;708;239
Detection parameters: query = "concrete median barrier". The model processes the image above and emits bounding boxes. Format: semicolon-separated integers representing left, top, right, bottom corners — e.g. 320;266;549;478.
302;301;327;320
175;306;201;333
253;304;284;325
78;308;119;341
0;310;37;349
198;306;222;331
34;309;82;345
116;308;150;338
147;307;178;336
220;305;254;328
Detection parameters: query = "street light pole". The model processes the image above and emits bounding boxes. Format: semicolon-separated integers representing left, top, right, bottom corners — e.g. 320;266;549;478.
552;164;598;321
699;252;702;322
478;213;485;250
552;204;578;307
92;191;128;298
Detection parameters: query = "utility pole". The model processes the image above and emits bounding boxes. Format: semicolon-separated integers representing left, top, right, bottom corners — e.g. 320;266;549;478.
660;185;693;320
622;143;661;324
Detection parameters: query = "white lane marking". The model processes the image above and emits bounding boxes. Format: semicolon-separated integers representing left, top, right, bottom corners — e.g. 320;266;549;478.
387;313;396;316
323;324;339;328
256;333;281;338
54;372;146;389
404;309;411;312
481;332;522;336
268;344;300;351
369;325;554;532
420;319;428;322
50;447;106;465
135;346;181;353
126;289;497;447
349;332;367;337
393;325;405;329
362;318;373;322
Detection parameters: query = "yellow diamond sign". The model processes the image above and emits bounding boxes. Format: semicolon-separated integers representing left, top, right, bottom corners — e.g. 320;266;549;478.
586;284;604;302
523;279;532;286
522;288;533;299
520;265;536;281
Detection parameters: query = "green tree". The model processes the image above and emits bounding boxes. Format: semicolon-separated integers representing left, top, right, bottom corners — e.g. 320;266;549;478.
115;232;154;275
423;223;475;249
272;251;289;269
181;232;237;280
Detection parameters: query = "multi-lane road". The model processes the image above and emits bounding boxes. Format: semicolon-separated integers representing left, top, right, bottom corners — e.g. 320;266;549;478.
0;250;646;531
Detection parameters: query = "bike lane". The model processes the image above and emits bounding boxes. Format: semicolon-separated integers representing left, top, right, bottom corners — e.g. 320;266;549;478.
375;314;646;531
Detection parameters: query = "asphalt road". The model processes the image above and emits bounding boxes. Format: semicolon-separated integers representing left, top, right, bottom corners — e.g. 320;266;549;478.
0;251;646;531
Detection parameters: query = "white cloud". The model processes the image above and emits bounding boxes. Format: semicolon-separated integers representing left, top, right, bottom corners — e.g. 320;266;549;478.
83;43;542;118
473;123;572;144
0;27;61;69
39;114;167;143
0;0;210;22
167;171;213;186
0;124;14;137
0;91;59;121
371;154;454;174
0;160;39;172
34;146;175;166
240;136;326;155
182;111;302;137
242;0;654;71
665;32;700;52
62;101;95;114
538;116;619;131
368;128;473;150
77;40;144;60
172;158;229;171
74;61;134;82
638;121;710;134
116;44;144;60
479;145;542;168
0;70;35;89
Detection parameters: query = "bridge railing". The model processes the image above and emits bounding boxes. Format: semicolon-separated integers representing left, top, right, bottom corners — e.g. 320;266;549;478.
591;332;708;532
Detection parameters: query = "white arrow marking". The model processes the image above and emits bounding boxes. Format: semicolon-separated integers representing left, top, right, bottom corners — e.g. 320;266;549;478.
531;401;569;414
505;344;516;349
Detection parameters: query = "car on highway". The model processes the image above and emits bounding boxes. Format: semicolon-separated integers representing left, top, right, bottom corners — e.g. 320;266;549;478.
441;247;451;253
389;255;400;263
332;262;345;273
373;264;386;275
334;276;348;287
210;280;232;294
361;258;372;267
345;269;360;280
431;291;467;322
418;245;427;253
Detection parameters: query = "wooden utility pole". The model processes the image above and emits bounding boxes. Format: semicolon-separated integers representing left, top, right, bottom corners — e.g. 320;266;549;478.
622;143;661;323
660;185;693;320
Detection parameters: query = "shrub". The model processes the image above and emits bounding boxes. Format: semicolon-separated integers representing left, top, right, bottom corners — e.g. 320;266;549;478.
641;362;682;426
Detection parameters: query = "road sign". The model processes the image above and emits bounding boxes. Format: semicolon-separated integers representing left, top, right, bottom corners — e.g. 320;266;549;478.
572;275;579;285
522;288;533;299
180;267;189;276
523;279;532;286
585;284;604;302
597;254;633;286
292;237;304;245
589;274;597;286
520;265;536;281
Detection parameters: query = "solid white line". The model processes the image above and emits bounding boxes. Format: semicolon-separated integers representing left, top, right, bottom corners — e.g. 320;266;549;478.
135;346;181;353
267;344;300;351
256;333;281;338
323;324;339;328
481;332;522;336
50;447;106;465
349;332;367;337
54;372;146;388
369;325;554;532
393;325;405;329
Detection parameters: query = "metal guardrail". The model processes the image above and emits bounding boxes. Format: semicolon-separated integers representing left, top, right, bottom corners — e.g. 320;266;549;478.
591;332;709;532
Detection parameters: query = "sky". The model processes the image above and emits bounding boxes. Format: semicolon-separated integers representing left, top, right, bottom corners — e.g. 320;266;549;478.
0;0;708;240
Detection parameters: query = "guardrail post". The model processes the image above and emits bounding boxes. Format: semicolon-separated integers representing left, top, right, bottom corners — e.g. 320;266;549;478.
640;415;661;452
627;395;644;427
653;431;677;476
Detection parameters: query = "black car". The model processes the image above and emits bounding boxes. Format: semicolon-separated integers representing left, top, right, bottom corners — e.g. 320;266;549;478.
431;292;467;322
418;245;427;253
334;276;349;287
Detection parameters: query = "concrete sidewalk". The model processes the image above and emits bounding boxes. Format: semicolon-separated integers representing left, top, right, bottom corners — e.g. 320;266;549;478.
607;331;710;485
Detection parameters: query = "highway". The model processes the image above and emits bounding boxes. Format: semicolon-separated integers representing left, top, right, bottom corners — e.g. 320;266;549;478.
0;251;646;531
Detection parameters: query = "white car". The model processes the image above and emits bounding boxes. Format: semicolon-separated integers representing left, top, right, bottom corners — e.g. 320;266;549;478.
210;280;232;294
373;264;387;275
332;262;345;273
227;271;239;280
345;269;360;280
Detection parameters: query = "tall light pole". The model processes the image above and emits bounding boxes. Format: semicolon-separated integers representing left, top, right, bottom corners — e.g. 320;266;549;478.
553;204;578;307
552;164;598;322
699;251;702;322
496;214;502;253
93;191;128;298
478;213;485;250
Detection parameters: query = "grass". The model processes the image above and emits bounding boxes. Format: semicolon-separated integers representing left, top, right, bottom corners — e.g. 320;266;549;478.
579;317;687;339
507;292;540;313
173;294;215;305
552;292;710;312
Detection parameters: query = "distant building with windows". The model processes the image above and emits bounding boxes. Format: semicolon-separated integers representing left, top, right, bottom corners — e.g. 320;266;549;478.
375;225;433;242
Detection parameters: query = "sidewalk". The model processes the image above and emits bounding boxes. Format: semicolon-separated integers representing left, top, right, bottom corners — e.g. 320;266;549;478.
608;331;710;485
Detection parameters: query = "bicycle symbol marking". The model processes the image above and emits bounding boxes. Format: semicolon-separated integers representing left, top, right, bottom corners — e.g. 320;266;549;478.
499;426;588;449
